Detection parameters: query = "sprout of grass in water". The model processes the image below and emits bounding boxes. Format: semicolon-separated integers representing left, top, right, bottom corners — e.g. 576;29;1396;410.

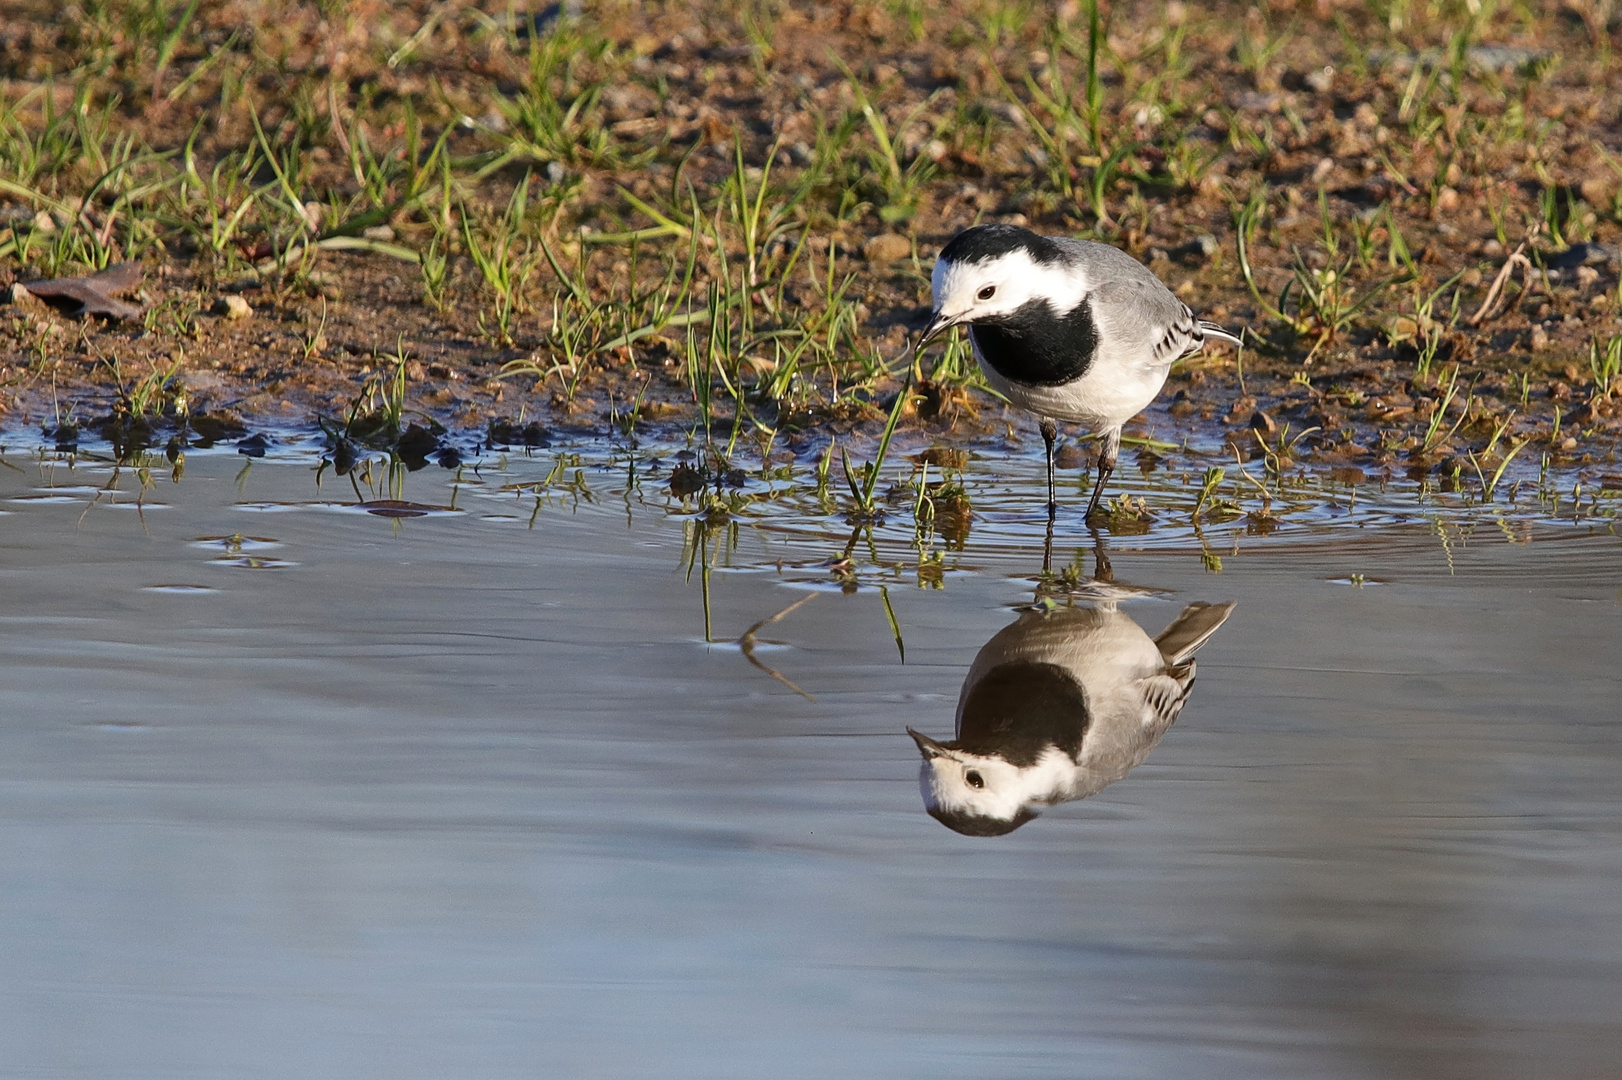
838;373;912;521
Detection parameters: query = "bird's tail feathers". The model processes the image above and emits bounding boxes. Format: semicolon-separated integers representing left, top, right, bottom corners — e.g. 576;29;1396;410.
1197;321;1244;348
1154;601;1236;664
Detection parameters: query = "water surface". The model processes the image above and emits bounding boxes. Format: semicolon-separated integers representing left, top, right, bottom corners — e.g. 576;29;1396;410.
0;436;1618;1078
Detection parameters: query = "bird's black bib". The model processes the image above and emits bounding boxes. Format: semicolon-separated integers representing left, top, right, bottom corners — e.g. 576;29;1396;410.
969;298;1098;387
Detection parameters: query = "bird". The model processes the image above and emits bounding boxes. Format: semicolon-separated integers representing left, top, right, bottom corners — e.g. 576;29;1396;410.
908;599;1235;836
914;224;1242;522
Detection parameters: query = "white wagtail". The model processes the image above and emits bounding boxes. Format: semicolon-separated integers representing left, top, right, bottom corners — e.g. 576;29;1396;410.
915;224;1241;520
908;599;1235;836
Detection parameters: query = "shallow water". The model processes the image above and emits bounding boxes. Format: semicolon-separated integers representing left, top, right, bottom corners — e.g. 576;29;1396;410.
1;434;1619;1079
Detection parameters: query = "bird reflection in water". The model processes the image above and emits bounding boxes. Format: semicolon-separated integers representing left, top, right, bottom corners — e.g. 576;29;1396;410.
909;547;1234;836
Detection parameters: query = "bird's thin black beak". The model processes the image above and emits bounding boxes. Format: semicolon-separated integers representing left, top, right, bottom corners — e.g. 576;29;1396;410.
912;311;958;358
907;727;949;760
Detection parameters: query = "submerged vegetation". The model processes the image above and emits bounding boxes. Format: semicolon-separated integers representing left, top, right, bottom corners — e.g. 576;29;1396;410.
3;0;1622;506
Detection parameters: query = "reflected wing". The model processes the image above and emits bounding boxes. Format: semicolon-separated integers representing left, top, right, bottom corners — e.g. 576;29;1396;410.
1134;661;1196;734
1154;601;1236;665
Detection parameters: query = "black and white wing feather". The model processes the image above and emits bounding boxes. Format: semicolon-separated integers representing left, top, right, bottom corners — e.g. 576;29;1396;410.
1089;278;1242;368
1152;304;1204;362
1134;600;1236;733
1134;662;1197;735
1151;305;1244;362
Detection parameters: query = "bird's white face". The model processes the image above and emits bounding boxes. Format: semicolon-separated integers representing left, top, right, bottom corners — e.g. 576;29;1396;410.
929;248;1088;329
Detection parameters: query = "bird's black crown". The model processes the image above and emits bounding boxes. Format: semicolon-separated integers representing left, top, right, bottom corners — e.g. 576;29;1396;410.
938;223;1065;266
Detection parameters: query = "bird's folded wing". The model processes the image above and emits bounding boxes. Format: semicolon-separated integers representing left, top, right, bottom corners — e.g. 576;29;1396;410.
1090;279;1199;366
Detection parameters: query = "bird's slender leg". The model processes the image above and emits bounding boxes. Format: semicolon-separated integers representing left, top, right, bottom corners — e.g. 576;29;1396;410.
1041;513;1056;576
1039;417;1058;521
1083;427;1122;522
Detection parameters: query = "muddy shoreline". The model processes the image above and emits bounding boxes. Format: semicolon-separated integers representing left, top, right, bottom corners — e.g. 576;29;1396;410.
6;0;1622;501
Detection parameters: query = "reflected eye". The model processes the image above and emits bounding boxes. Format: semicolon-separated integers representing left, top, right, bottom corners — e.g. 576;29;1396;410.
977;285;996;301
965;770;985;789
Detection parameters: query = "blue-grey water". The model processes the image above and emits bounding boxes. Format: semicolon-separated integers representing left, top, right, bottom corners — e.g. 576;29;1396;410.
0;434;1618;1078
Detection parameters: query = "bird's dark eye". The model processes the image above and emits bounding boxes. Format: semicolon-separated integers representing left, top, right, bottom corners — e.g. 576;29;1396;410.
965;770;985;789
977;285;996;301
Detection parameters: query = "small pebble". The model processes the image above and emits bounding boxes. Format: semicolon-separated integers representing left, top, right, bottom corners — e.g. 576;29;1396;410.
863;234;913;263
215;295;253;320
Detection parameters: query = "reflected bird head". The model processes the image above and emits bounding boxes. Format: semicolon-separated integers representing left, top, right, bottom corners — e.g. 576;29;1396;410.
907;727;1043;836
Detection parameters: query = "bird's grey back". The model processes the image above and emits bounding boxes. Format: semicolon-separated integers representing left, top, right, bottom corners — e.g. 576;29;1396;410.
1048;237;1189;362
1048;236;1165;285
